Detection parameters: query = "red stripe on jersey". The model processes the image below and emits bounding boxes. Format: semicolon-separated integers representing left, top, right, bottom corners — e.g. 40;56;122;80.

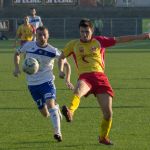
93;36;116;48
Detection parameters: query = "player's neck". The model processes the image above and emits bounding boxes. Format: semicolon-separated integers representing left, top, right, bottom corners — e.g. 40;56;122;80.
24;23;29;26
36;42;48;48
32;15;36;17
80;38;92;43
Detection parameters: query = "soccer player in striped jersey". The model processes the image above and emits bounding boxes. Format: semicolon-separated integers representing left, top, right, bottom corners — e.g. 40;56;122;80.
29;8;43;41
58;18;150;145
29;8;43;29
13;26;73;142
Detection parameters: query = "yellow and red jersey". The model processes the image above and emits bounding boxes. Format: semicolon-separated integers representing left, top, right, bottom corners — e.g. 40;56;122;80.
16;24;35;41
63;36;116;75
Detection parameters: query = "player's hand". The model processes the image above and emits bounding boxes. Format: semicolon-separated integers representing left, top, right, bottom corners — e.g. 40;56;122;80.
65;80;74;90
59;71;65;79
13;68;21;77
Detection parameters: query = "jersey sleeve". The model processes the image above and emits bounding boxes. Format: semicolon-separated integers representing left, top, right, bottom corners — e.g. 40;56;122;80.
94;36;116;48
55;48;61;58
29;16;32;23
16;42;30;54
31;24;36;34
63;40;76;57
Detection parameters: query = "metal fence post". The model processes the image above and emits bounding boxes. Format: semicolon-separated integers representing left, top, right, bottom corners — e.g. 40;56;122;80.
64;18;66;39
135;18;138;35
110;18;113;36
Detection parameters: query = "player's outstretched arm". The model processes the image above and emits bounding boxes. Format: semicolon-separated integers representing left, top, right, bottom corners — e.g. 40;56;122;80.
64;60;74;90
116;33;150;43
13;52;21;77
58;53;74;90
58;52;66;79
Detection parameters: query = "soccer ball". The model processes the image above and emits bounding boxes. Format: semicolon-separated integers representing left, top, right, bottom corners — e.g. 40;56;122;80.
22;57;39;75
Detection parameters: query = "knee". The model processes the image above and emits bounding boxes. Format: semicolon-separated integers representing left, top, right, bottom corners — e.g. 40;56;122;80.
42;112;50;118
103;110;113;120
46;99;55;109
40;107;50;118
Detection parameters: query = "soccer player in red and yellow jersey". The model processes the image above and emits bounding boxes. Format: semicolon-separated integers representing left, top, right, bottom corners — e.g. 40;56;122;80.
15;15;35;46
58;18;150;145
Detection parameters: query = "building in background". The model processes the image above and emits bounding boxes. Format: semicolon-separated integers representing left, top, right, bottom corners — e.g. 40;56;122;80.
79;0;97;7
116;0;150;7
0;0;150;38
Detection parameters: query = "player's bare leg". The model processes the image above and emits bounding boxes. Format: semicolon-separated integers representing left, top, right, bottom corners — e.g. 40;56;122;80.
40;104;50;117
62;80;90;122
96;94;113;145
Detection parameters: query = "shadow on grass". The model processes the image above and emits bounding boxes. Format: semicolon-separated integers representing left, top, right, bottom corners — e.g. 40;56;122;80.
0;105;148;112
0;89;27;92
1;50;150;54
0;50;13;53
114;87;150;90
113;105;149;109
1;87;150;92
79;105;149;109
0;107;35;111
10;140;51;150
0;88;68;92
5;142;102;150
59;143;104;149
111;77;150;81
15;140;50;145
107;50;150;53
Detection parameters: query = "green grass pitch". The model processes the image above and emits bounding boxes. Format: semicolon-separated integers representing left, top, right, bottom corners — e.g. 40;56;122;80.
0;39;150;150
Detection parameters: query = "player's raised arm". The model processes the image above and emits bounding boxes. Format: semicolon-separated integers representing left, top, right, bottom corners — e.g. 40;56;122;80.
115;33;150;43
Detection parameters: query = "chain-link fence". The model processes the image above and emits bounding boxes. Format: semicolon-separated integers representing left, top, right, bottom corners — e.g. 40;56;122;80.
1;17;142;39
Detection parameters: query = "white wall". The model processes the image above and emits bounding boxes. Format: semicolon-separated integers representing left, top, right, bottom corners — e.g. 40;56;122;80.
116;0;150;7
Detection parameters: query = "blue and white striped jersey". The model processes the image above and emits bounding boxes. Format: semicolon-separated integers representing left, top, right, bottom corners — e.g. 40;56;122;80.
29;16;43;29
17;41;61;85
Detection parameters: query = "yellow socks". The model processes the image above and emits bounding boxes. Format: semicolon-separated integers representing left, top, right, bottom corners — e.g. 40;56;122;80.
100;118;112;138
69;95;80;114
